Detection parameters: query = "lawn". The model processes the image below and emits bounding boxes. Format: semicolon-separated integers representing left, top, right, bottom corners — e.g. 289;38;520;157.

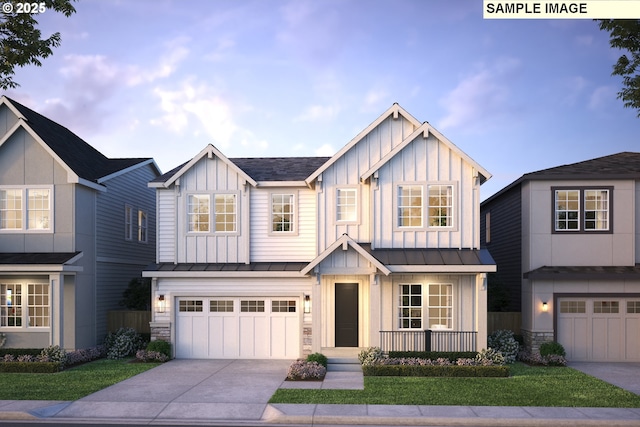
270;363;640;407
0;359;159;400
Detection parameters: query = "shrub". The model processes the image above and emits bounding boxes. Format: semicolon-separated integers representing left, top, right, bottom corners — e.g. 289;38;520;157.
358;347;384;366
286;360;327;380
40;345;68;366
475;348;505;366
539;341;566;357
104;327;145;359
518;349;567;366
146;340;171;358
487;330;519;363
66;346;106;367
362;364;509;377
136;349;169;363
306;352;327;367
0;348;40;357
388;351;478;361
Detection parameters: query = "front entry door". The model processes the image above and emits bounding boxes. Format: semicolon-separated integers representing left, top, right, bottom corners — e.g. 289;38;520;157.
335;283;359;347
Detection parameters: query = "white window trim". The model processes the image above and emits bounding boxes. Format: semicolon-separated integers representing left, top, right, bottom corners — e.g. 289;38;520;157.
427;183;457;230
0;185;54;234
335;186;360;225
138;209;148;243
124;204;133;241
393;182;459;232
213;193;240;235
187;193;211;234
0;280;50;330
395;183;425;230
396;281;455;331
268;191;298;236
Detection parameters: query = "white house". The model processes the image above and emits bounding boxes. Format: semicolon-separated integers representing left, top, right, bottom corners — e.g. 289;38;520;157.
144;104;495;359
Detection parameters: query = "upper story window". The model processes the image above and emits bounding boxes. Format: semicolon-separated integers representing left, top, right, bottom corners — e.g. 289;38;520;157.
138;210;148;242
336;188;357;222
214;194;236;232
271;193;295;233
553;187;611;233
428;185;454;227
125;205;133;240
188;194;210;232
0;187;51;232
397;185;423;228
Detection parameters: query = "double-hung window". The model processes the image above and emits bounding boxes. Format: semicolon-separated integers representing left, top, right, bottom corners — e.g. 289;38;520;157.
397;185;423;228
0;282;49;328
271;193;295;233
398;283;453;330
214;194;237;232
428;185;454;227
188;194;210;232
125;205;133;240
554;187;611;232
336;188;357;222
0;187;51;231
188;193;237;233
138;210;148;242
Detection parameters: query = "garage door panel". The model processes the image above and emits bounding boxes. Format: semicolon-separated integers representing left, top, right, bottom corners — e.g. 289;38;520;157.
209;316;238;358
559;317;588;361
270;316;300;358
239;315;269;358
626;317;640;360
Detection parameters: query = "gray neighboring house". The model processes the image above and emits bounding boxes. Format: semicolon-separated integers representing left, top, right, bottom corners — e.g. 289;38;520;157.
0;95;161;350
481;152;640;362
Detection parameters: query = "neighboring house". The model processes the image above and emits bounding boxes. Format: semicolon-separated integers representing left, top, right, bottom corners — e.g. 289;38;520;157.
144;103;495;359
481;152;640;362
0;96;161;350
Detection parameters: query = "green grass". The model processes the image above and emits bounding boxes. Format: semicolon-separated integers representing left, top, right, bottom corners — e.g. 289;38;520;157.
270;363;640;407
0;359;159;400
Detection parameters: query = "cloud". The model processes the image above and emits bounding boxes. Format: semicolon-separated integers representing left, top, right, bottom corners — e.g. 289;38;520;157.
150;79;267;153
314;143;335;157
295;104;340;122
588;85;616;110
438;58;522;131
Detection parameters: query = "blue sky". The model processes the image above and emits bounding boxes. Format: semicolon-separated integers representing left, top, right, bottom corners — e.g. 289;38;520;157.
5;0;639;199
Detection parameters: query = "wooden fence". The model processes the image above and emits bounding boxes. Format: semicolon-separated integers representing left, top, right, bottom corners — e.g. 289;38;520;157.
487;312;521;335
107;310;151;334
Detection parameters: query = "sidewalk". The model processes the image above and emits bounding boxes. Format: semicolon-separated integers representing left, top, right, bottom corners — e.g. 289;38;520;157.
0;359;638;426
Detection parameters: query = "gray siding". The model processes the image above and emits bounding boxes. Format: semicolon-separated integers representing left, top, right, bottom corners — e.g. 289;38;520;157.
480;185;522;312
95;163;158;341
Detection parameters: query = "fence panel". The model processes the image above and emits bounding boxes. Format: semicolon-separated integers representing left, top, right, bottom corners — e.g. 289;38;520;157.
107;310;151;334
487;312;521;335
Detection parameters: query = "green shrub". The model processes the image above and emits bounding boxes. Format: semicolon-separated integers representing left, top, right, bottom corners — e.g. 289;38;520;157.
388;351;477;361
0;348;41;357
0;362;61;373
104;327;145;359
539;341;566;357
362;364;509;377
40;345;68;366
306;352;327;367
358;347;384;365
487;330;519;363
146;340;171;358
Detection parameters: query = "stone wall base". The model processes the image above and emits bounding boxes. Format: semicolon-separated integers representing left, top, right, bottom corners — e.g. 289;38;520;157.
150;321;171;342
303;324;312;356
522;329;554;354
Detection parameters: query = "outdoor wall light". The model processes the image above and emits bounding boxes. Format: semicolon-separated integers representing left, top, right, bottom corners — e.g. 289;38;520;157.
157;294;166;313
304;294;311;313
542;301;548;312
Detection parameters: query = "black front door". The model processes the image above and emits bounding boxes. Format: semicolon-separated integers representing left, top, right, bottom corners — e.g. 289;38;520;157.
335;283;359;347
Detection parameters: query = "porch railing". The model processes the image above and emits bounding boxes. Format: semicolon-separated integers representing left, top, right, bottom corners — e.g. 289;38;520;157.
379;330;477;352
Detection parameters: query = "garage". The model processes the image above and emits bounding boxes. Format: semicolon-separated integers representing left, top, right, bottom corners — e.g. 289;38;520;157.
176;297;300;359
557;297;640;362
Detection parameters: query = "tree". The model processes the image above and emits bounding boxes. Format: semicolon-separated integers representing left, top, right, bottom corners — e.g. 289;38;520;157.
597;19;640;117
119;277;151;311
0;0;76;90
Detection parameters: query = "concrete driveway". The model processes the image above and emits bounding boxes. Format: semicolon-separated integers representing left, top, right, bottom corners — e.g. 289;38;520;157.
569;362;640;395
52;358;292;422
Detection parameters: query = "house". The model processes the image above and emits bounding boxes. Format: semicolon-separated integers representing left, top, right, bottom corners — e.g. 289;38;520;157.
144;103;495;359
480;152;640;362
0;96;161;350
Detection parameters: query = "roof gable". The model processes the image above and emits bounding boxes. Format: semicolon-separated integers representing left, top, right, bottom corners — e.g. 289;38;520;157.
0;96;159;186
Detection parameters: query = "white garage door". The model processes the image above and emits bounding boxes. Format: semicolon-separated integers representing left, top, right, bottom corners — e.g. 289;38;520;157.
557;297;640;362
176;297;300;359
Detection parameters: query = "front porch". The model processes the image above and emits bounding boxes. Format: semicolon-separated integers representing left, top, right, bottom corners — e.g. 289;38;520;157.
379;330;478;353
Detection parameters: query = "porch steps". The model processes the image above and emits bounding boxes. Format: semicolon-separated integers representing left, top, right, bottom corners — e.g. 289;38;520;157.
327;357;362;372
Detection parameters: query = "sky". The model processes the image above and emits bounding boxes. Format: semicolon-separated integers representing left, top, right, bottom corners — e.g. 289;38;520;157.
4;0;639;200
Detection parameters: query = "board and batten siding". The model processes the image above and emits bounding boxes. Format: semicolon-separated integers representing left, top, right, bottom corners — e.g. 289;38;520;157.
250;187;317;262
317;114;417;251
175;156;248;264
373;133;479;249
157;188;177;262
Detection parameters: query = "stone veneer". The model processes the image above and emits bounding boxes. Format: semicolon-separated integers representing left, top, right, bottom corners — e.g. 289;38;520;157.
150;321;171;342
522;329;555;354
303;324;312;356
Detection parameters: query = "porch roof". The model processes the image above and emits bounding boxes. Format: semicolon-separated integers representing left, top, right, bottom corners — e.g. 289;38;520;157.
0;252;83;272
360;245;497;273
524;265;640;280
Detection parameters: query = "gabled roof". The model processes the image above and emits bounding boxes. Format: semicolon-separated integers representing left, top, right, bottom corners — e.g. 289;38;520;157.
0;96;160;188
0;251;83;272
151;144;258;188
305;103;422;185
482;152;640;205
360;122;492;184
301;234;391;276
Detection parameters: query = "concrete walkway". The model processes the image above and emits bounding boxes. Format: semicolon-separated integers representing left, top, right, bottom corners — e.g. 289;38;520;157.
0;359;638;426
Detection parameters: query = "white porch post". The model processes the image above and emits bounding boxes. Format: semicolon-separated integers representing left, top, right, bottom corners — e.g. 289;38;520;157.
476;273;488;351
311;271;322;353
49;273;64;348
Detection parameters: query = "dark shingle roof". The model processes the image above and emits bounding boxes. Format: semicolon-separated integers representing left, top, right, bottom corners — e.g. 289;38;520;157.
0;252;81;265
6;97;152;183
524;265;640;280
483;152;640;205
152;156;331;184
231;157;330;181
145;262;308;273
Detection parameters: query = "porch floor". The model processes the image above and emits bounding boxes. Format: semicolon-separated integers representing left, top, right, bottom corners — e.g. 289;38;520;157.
320;347;363;358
